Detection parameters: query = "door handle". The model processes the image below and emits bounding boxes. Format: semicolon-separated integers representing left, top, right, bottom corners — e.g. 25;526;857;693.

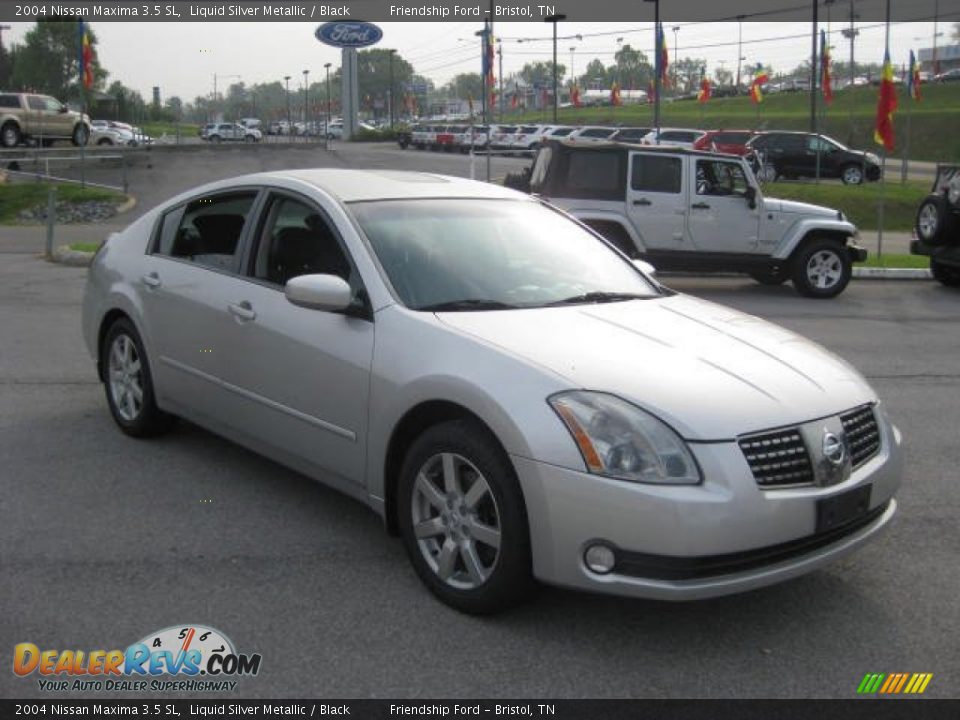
691;202;711;210
141;272;161;288
632;198;652;206
228;301;256;321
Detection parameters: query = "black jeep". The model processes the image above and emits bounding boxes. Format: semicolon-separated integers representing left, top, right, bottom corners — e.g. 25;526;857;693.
911;165;960;287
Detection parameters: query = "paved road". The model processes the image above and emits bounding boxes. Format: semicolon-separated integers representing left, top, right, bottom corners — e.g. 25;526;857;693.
1;233;957;700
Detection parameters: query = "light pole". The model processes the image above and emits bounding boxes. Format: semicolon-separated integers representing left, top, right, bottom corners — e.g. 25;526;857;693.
284;75;291;134
842;1;858;143
324;62;332;144
497;39;504;121
303;69;310;138
810;0;819;133
672;26;680;90
544;13;566;123
212;73;239;122
644;0;661;137
569;46;576;92
387;49;396;129
932;0;940;75
736;15;744;90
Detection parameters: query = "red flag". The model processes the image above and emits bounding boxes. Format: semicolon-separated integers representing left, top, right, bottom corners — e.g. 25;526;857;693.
874;49;897;151
610;82;622;107
646;80;655;104
749;70;769;104
80;20;95;90
697;77;711;104
510;91;518;109
571;84;582;108
658;22;669;88
820;30;833;104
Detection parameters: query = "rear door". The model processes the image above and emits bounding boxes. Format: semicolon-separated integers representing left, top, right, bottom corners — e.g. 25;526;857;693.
626;151;688;252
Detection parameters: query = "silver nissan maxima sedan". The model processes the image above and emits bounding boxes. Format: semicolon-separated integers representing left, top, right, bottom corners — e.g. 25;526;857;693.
82;169;902;614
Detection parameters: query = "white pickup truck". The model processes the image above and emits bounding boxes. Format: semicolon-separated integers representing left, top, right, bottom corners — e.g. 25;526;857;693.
530;140;867;298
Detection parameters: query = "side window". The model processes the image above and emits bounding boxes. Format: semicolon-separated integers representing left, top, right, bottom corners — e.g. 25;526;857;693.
157;192;256;272
252;195;353;288
0;94;20;108
43;97;62;112
27;96;46;111
565;151;624;199
631;155;682;194
696;160;749;197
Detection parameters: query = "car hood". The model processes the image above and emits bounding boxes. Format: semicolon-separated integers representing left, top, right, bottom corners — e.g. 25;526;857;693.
764;197;838;218
437;294;874;440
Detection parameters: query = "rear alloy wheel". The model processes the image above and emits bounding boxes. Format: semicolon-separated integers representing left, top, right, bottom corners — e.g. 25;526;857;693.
931;259;960;287
841;164;864;185
398;420;533;614
102;318;175;437
757;164;778;183
1;122;21;148
792;239;852;298
245;134;256;143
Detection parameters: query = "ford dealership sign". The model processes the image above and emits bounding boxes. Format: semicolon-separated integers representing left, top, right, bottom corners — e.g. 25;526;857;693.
315;22;383;48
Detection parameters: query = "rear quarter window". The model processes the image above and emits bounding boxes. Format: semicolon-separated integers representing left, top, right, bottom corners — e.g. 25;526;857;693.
0;94;20;109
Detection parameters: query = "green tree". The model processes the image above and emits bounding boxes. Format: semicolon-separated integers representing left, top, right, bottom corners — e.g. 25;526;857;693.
11;18;106;103
580;58;608;89
519;61;566;87
714;66;733;86
442;73;483;101
613;44;652;90
672;57;707;93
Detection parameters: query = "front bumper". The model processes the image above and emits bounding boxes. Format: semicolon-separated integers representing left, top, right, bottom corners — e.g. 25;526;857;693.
513;415;902;601
847;243;868;263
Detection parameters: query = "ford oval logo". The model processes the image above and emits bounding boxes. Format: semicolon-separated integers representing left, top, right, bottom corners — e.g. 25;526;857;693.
315;22;382;48
822;432;846;467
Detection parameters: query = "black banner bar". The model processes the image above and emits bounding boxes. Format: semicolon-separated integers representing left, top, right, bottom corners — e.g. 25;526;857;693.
2;700;959;720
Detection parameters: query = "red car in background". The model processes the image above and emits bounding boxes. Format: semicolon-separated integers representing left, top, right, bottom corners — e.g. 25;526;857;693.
692;129;755;155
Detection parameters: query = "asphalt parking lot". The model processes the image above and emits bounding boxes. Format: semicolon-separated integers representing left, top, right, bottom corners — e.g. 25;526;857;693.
1;143;958;700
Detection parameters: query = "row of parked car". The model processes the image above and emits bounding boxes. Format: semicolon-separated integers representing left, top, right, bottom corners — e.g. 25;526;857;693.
399;122;883;185
90;120;152;147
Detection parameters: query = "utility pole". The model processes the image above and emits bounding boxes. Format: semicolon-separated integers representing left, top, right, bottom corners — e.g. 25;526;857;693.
672;26;680;89
841;1;858;144
497;39;504;121
932;0;940;75
544;14;565;124
284;75;291;134
324;62;332;147
644;0;661;138
736;16;744;90
810;0;819;133
387;49;396;129
303;69;309;137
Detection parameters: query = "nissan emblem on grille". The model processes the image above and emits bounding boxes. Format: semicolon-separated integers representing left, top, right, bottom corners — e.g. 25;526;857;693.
822;432;846;467
815;426;851;487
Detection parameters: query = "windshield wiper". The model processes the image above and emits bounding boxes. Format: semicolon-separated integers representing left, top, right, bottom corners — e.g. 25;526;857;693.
545;291;652;306
419;299;520;312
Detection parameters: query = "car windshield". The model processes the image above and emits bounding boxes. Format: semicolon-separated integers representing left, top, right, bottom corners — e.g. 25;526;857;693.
349;199;660;311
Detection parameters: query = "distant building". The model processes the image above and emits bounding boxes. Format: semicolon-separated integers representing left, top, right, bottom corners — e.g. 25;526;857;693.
918;44;960;73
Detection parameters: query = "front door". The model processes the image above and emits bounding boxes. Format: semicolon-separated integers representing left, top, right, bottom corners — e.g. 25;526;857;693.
627;151;688;252
687;158;762;254
216;191;374;486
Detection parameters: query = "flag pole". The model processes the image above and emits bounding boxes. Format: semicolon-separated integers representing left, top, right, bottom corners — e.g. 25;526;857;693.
901;55;913;184
878;0;891;261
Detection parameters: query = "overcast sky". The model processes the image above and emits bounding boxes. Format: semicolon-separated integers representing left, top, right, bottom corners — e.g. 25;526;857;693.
4;20;950;101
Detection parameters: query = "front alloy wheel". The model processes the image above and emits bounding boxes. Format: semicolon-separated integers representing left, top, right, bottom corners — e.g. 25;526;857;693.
398;420;533;614
792;239;852;298
841;164;864;185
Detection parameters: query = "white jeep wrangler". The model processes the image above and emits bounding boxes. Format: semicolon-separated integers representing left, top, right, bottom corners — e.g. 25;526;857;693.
529;140;867;298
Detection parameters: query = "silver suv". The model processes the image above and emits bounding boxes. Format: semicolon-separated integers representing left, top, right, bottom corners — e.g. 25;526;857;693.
530;140;867;298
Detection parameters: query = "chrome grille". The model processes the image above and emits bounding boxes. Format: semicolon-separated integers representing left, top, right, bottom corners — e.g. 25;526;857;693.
739;428;814;488
841;405;881;468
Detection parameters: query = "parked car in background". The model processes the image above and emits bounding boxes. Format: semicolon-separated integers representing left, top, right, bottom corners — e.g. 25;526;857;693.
82;168;901;613
540;126;576;145
91;120;136;146
205;123;262;143
530;140;866;297
911;164;960;287
747;131;881;185
933;68;960;82
510;125;556;154
568;126;619;144
489;125;517;150
641;128;706;149
610;127;651;144
693;129;755;155
0;92;90;147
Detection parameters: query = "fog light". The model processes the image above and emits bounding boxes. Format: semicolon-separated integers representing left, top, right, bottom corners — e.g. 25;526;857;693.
584;544;616;574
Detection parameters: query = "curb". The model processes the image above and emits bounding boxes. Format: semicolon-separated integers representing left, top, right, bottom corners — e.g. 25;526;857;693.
852;267;931;280
50;244;94;267
114;195;137;215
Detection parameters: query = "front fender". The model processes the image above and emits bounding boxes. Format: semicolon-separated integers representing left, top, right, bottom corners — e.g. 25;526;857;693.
771;218;859;260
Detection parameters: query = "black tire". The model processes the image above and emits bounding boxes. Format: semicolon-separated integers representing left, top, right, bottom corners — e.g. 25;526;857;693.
749;269;789;286
397;419;534;614
71;124;89;147
1;121;21;148
101;318;175;437
931;259;960;287
915;195;955;246
841;164;865;185
211;135;222;144
791;239;852;298
96;138;113;146
757;163;778;183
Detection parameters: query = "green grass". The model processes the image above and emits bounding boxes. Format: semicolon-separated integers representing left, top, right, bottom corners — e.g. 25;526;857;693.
0;183;126;224
67;242;102;253
860;253;929;269
513;83;960;162
764;179;926;231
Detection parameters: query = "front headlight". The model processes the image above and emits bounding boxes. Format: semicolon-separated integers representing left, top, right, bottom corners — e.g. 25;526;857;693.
549;391;701;485
865;153;880;165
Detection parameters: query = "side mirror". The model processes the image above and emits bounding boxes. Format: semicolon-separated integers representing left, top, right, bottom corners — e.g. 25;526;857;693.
284;274;353;312
744;185;758;210
632;259;657;277
59;105;69;114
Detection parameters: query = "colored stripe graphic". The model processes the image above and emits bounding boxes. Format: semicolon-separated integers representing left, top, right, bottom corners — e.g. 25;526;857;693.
858;672;932;694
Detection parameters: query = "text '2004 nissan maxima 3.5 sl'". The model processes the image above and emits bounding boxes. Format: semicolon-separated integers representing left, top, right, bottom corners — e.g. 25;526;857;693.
82;169;902;614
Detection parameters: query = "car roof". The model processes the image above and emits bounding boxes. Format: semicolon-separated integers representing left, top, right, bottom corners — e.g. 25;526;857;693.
546;138;740;159
179;169;528;204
